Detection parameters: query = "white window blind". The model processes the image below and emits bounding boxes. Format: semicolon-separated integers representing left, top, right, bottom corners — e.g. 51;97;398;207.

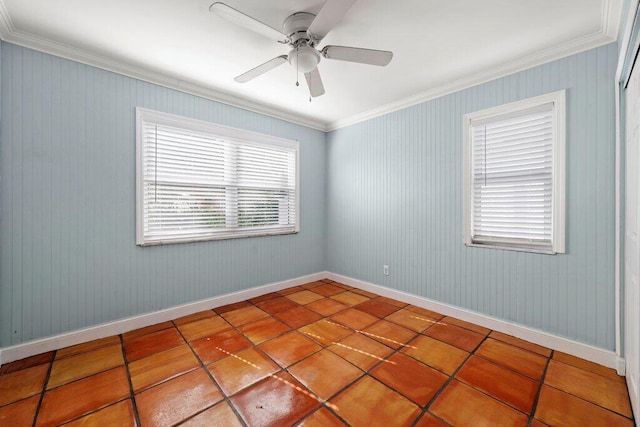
464;91;565;253
136;108;298;246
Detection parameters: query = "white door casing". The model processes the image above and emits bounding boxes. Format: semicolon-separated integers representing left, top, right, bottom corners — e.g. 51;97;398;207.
625;57;640;420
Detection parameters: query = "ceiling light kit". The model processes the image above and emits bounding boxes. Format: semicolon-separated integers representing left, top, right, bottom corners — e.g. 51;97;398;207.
210;0;394;98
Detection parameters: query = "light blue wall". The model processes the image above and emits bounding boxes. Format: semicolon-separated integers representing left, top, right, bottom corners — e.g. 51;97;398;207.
0;41;619;351
327;43;618;350
0;43;326;347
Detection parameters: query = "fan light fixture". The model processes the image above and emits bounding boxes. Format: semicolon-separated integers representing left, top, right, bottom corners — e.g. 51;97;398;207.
288;46;320;73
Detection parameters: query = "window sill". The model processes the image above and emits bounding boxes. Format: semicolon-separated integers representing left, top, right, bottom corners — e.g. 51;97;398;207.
138;230;299;247
464;241;558;255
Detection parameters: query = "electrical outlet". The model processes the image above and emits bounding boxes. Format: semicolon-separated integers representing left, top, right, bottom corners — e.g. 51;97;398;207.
383;265;390;276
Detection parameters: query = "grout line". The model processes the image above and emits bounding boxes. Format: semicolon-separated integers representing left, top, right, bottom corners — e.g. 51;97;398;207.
173;317;249;427
527;348;552;426
118;334;142;427
30;351;55;427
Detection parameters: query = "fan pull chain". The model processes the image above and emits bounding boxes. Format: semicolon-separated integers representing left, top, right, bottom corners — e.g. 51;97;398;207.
295;46;300;87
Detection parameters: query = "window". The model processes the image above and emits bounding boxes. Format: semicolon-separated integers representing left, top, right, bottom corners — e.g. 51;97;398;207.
463;91;565;254
136;108;299;246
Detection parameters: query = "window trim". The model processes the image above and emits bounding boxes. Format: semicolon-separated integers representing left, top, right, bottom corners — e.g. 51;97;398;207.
463;90;566;254
135;107;300;246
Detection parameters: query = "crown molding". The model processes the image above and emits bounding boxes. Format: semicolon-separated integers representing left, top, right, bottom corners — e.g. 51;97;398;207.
0;0;14;39
603;0;625;39
0;0;624;133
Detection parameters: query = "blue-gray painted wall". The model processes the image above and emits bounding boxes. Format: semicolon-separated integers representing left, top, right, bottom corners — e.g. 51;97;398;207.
0;43;326;347
327;43;618;350
0;41;619;351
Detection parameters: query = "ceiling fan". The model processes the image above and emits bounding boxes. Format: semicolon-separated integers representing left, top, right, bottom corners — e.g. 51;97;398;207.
209;0;393;98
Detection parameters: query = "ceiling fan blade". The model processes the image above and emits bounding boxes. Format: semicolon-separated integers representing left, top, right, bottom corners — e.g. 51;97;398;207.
307;0;358;41
209;2;286;42
305;68;325;97
234;55;288;83
322;45;393;66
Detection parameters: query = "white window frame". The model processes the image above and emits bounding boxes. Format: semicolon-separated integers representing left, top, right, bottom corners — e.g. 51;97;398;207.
463;90;566;254
136;107;300;246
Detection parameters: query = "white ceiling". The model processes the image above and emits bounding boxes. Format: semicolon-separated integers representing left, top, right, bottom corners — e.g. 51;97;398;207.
0;0;623;130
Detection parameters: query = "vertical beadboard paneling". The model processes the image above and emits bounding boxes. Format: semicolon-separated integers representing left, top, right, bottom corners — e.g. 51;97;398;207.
0;42;326;347
327;43;618;350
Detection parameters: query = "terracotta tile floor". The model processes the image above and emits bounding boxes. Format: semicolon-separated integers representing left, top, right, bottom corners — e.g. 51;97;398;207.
0;279;635;426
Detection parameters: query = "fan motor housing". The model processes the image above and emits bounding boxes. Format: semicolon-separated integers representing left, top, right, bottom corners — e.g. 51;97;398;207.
283;12;315;45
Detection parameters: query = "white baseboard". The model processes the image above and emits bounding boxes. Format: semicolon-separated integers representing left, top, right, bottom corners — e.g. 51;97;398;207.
0;271;328;366
327;272;622;373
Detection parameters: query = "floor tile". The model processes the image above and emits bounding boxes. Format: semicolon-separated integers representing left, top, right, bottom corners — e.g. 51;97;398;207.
129;344;199;392
354;299;401;318
231;372;320;427
406;305;445;320
328;333;393;371
289;349;363;400
0;352;53;375
330;308;379;330
475;338;547;380
64;399;136;426
0;363;49;406
456;355;538;413
310;284;345;297
190;329;252;365
424;322;485;352
544;359;632;417
361;319;418;350
329;376;421;427
255;296;299;314
431;380;528;426
273;306;322;328
220;306;269;327
125;327;184;362
350;288;379;298
55;336;121;359
370;353;448;406
213;300;251;314
249;292;280;304
176;316;232;342
414;412;450;427
36;367;130;426
136;368;222;427
440;316;491;335
180;401;243;427
535;385;634;426
238;316;290;344
300;281;325;289
385;308;438;332
259;331;321;367
489;331;552;357
374;296;408;307
47;344;124;389
277;286;304;296
173;310;216;326
553;351;624;382
305;298;349;316
299;319;352;346
403;335;469;375
530;420;550;427
0;395;39;426
285;290;324;305
123;321;174;342
330;291;370;306
207;347;279;396
298;407;346;426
